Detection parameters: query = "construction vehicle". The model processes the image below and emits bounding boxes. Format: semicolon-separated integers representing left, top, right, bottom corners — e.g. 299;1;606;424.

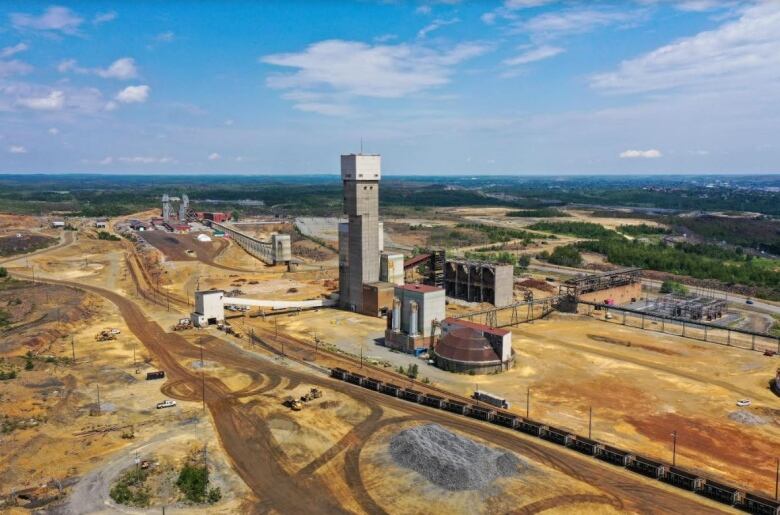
95;330;116;342
173;318;192;331
300;387;323;402
283;396;303;411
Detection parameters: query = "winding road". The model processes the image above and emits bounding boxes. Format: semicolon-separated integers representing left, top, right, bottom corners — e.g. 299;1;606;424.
25;272;730;514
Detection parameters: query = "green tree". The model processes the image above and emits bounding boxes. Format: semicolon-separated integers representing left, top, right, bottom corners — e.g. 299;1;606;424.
517;255;531;268
548;246;582;267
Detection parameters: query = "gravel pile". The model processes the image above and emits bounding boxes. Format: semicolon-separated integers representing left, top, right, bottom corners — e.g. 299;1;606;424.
728;410;766;425
389;424;522;491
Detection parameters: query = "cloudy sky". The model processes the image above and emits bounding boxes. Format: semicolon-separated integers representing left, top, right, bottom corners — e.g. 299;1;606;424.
0;1;778;175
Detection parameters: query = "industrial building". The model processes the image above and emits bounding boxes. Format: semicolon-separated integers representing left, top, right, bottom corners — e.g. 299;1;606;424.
190;289;335;327
339;153;382;312
385;284;445;353
444;259;514;307
644;293;726;321
161;193;192;223
361;281;395;317
433;318;514;374
380;252;404;285
559;268;643;306
207;220;291;266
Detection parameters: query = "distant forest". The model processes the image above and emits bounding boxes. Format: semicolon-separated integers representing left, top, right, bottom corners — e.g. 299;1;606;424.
0;174;778;219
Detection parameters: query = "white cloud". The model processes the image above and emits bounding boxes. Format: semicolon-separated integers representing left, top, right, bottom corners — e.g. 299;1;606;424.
235;156;244;162
154;31;175;42
224;119;234;126
118;156;175;164
116;85;150;103
619;149;662;158
591;3;780;95
17;90;65;110
504;45;564;66
99;156;113;165
57;58;77;73
481;0;556;26
481;12;498;24
262;39;489;101
48;127;59;135
0;43;28;59
11;6;84;35
59;57;139;80
417;18;460;39
8;145;27;154
504;0;555;8
294;102;354;117
415;5;432;15
97;58;138;79
674;0;731;12
104;100;118;111
93;11;117;24
0;60;33;77
208;152;221;161
519;8;640;39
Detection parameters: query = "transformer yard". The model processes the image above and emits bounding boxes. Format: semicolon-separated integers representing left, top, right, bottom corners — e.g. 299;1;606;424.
0;167;778;514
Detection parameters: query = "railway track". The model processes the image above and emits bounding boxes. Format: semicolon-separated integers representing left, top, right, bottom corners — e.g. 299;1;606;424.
15;270;735;514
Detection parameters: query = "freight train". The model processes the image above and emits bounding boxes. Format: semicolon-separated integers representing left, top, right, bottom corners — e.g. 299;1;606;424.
330;367;779;515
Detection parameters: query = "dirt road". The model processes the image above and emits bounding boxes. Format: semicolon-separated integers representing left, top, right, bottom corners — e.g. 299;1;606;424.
29;274;731;514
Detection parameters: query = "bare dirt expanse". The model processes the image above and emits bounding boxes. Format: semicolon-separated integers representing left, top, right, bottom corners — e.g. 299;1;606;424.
271;307;780;498
0;214;737;514
0;225;248;512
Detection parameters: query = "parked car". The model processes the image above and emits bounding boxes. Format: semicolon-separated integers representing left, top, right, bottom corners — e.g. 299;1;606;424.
745;299;754;305
736;399;751;407
156;399;177;409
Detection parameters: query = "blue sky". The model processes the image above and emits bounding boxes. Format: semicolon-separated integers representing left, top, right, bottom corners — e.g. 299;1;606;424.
0;1;778;175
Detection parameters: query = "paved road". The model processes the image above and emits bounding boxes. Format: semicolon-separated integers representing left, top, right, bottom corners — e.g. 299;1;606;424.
55;426;191;515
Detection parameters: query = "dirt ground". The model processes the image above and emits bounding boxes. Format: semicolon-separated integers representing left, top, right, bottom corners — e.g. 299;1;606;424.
0;210;760;513
268;307;780;497
0;221;248;512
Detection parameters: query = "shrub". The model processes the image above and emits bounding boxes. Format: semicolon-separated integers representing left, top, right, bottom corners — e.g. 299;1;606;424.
109;468;150;507
660;280;688;295
207;487;222;504
97;231;120;241
177;464;209;503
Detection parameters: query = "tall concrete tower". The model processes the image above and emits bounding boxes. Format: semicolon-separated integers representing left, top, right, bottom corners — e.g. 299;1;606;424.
339;153;381;311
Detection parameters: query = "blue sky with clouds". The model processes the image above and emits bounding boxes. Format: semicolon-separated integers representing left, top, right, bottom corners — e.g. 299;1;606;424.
0;1;778;175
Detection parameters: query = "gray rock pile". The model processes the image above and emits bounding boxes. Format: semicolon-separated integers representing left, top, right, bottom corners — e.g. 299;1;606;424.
389;423;522;491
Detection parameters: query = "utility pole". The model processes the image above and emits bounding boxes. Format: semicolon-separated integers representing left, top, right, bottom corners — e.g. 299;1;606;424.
588;406;592;439
526;386;530;418
671;430;678;466
71;336;75;362
201;344;205;412
775;457;779;501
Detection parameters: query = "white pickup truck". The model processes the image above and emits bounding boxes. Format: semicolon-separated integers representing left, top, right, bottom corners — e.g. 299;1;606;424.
156;399;177;409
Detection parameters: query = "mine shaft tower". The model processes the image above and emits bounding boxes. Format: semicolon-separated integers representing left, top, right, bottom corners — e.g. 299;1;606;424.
339;153;381;312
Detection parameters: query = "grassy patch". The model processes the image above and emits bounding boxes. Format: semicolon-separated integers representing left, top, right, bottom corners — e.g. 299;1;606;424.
110;468;151;508
506;208;570;218
527;221;618;239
